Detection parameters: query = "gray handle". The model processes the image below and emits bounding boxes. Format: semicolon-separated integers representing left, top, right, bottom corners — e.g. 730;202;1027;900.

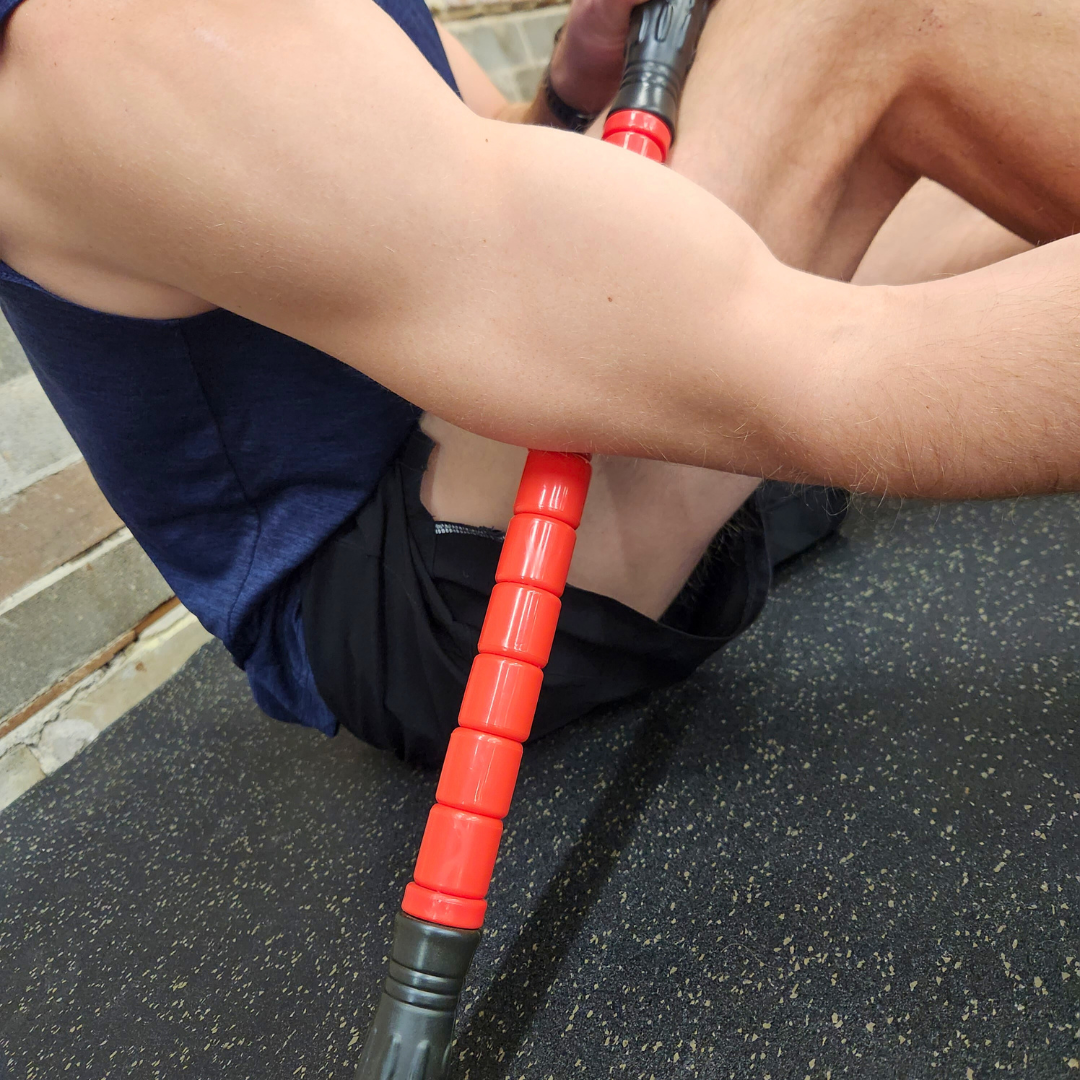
610;0;710;134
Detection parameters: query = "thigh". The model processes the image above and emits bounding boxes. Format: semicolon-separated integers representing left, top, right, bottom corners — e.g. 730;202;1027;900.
671;0;915;277
853;179;1032;286
671;0;1080;279
419;412;759;620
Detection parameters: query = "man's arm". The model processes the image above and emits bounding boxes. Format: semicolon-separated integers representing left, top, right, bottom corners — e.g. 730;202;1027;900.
0;0;1076;499
0;0;842;473
856;245;1080;497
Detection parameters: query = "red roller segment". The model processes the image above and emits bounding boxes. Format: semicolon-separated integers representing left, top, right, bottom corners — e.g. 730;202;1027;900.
478;582;562;668
413;804;503;899
602;109;673;163
457;653;544;741
496;513;577;595
401;94;667;934
513;451;591;526
437;728;523;818
401;882;487;930
604;129;665;161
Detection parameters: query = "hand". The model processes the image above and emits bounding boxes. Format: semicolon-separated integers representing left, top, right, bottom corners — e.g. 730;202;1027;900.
548;0;641;116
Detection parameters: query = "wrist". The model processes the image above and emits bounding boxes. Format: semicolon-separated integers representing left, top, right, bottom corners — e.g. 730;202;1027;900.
547;12;628;116
537;62;600;133
547;44;594;118
522;13;630;132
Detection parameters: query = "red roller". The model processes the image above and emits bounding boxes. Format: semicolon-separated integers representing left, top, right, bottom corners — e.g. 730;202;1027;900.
399;451;588;928
513;450;591;526
436;728;523;818
477;581;562;668
400;112;677;934
400;882;487;930
496;513;577;595
412;804;503;899
602;108;673;162
457;653;544;741
357;3;711;1072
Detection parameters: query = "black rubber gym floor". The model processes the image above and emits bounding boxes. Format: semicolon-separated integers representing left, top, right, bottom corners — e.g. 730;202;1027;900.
2;495;1079;1079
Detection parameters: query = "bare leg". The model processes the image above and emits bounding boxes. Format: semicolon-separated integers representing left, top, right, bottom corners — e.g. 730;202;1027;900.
672;0;1080;277
854;180;1031;286
420;413;758;618
671;0;917;277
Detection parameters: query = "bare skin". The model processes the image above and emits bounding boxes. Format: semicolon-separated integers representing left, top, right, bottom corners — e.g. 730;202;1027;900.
853;180;1029;286
0;0;821;443
423;1;1045;616
664;0;1080;278
0;0;1078;587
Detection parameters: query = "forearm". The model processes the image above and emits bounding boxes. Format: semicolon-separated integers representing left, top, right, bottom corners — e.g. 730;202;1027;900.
839;242;1080;498
494;0;630;130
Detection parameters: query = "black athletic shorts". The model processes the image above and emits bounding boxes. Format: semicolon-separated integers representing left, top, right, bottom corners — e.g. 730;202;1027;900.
302;429;846;769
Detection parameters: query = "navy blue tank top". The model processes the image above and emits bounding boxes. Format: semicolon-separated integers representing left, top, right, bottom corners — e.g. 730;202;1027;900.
0;0;457;734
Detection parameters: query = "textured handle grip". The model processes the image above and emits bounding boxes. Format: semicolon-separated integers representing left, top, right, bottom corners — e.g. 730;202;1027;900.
610;0;710;134
355;914;480;1080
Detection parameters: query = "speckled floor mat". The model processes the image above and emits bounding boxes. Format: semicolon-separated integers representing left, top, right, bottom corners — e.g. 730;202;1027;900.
2;495;1079;1080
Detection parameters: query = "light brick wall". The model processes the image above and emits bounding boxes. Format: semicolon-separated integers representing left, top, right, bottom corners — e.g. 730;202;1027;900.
0;340;170;729
444;4;568;103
